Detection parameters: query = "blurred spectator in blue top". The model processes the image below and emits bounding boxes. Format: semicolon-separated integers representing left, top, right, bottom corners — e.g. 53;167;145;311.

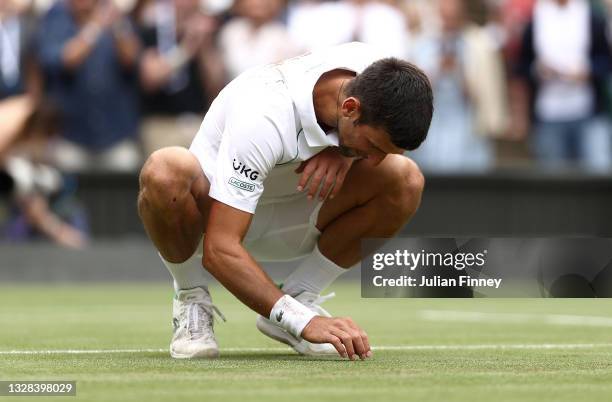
516;0;612;172
37;0;142;172
0;0;41;99
137;0;225;157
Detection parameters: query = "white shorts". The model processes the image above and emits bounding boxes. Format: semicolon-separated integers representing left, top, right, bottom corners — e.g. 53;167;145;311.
192;193;322;262
242;194;323;261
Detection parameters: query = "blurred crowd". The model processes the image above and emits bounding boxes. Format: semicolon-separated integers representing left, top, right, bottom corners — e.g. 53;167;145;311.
2;0;612;246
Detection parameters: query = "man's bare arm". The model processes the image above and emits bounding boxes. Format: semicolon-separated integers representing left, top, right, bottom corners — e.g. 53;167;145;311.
203;200;371;360
203;200;283;314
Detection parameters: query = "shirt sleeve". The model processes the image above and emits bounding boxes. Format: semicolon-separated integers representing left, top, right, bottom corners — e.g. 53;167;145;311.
208;112;284;214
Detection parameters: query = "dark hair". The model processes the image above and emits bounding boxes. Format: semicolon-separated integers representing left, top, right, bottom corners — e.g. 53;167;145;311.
345;58;433;151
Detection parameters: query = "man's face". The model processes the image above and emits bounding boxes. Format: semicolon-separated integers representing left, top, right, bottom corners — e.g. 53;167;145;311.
337;99;405;166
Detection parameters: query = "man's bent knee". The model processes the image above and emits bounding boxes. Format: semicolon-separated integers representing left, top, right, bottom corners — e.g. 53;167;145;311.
138;147;208;262
140;147;201;193
138;147;206;217
380;156;425;224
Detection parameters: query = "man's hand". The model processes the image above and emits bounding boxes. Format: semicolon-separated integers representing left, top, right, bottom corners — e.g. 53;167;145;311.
91;0;121;30
295;147;354;201
301;315;372;360
181;15;217;58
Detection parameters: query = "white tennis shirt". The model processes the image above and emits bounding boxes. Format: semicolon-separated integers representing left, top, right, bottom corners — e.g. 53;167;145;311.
190;42;388;214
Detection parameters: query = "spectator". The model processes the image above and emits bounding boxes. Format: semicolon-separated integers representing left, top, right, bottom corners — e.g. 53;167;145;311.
36;0;142;172
0;0;41;99
409;0;508;172
287;0;409;56
219;0;297;80
500;0;536;63
138;0;225;156
516;0;612;172
0;95;86;248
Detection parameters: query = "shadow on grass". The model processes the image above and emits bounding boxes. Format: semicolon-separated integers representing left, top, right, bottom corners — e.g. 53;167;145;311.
130;351;345;362
218;353;345;362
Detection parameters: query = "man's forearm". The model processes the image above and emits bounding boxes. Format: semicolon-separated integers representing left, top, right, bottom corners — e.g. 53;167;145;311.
62;23;101;69
203;242;284;317
112;21;140;67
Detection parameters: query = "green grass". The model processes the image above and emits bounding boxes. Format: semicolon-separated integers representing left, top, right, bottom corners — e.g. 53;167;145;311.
1;283;611;402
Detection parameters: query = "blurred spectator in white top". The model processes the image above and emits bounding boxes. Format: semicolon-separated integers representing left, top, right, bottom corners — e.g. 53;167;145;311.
287;0;408;57
219;0;298;80
516;0;612;172
137;0;225;157
408;0;508;172
36;0;142;173
0;0;41;99
0;95;87;248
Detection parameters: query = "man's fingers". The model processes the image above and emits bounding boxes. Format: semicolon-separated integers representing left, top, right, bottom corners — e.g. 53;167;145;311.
296;162;316;191
338;319;368;359
294;161;307;175
347;326;367;359
360;330;371;357
307;169;326;199
343;318;370;354
329;168;348;200
303;316;371;360
332;328;356;360
327;335;347;358
339;318;371;359
318;170;337;201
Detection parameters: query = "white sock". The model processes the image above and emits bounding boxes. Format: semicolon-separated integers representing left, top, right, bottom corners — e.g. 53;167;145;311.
159;253;207;292
282;243;347;296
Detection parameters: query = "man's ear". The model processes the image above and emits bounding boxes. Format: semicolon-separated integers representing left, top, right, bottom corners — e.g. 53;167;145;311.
341;97;361;119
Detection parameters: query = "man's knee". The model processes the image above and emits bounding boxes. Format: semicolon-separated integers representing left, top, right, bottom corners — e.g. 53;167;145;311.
138;147;202;212
381;156;425;222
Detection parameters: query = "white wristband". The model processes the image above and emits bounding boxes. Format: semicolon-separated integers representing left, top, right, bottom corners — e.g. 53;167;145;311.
269;295;316;338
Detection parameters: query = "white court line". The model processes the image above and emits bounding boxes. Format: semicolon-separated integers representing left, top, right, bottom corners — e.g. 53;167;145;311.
1;343;612;355
420;310;612;327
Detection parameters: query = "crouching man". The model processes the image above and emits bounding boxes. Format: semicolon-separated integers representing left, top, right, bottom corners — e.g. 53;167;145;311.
138;42;433;360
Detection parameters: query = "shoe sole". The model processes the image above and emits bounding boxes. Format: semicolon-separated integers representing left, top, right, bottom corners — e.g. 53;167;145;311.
256;316;338;357
256;316;300;348
170;347;220;359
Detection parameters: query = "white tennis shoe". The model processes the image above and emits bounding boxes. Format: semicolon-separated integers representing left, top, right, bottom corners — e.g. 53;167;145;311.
170;287;225;359
256;291;338;356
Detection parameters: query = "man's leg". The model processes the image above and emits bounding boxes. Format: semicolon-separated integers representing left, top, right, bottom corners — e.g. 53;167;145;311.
138;146;210;263
261;155;423;355
138;146;221;358
281;155;423;296
316;155;424;267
